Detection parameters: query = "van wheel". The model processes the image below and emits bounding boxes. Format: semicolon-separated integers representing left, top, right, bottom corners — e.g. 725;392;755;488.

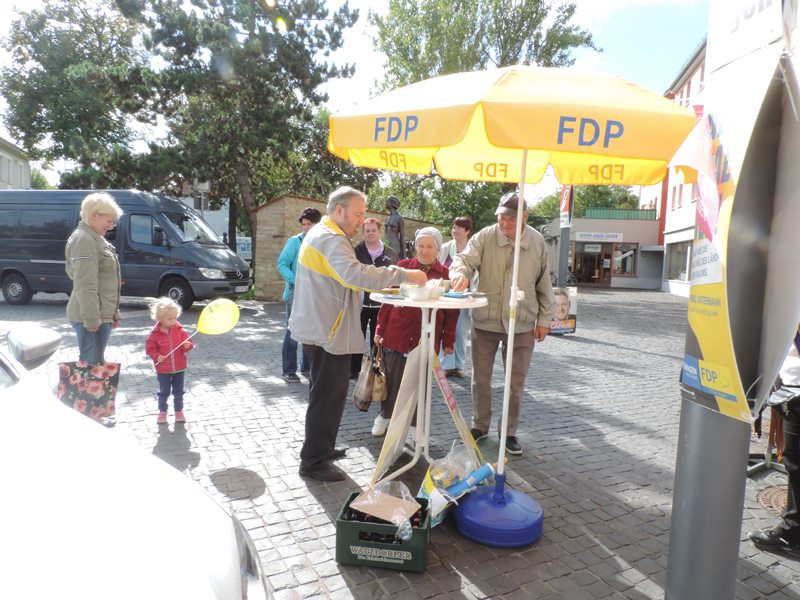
2;273;33;305
160;278;194;310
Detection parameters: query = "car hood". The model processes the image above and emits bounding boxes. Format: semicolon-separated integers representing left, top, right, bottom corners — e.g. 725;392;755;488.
0;377;245;599
187;244;249;271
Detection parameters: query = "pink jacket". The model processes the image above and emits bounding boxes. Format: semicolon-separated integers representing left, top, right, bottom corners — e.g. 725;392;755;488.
146;322;193;373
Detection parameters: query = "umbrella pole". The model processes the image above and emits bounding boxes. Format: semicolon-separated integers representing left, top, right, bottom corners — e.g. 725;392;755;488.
453;150;544;547
495;152;529;479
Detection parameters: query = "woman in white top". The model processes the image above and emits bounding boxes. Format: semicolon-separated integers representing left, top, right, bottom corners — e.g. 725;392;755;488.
437;216;473;378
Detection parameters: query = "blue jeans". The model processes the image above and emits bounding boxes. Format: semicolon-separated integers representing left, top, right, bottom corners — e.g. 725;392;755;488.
157;371;185;412
282;294;309;376
439;309;469;370
71;322;112;365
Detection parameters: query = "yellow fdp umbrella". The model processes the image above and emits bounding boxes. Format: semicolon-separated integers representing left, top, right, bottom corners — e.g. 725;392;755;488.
328;65;696;186
329;65;696;547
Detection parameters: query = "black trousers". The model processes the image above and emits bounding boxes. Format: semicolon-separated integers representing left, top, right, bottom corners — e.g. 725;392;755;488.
350;306;380;375
300;344;351;467
781;417;800;540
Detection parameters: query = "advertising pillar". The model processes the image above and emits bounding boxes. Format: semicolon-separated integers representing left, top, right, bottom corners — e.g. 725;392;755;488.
667;1;800;598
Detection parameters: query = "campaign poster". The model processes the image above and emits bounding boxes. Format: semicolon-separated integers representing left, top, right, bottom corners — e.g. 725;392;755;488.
549;287;577;335
675;0;785;422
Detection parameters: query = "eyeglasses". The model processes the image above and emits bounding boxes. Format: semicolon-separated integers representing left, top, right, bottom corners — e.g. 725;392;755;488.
498;214;518;223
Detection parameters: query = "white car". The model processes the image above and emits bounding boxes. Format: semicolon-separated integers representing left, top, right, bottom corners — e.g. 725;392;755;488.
0;327;272;600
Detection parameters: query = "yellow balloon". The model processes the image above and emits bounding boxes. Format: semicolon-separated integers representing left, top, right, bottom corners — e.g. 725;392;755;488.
197;299;240;335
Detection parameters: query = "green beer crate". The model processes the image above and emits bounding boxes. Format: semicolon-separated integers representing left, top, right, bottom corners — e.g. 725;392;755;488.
335;492;430;572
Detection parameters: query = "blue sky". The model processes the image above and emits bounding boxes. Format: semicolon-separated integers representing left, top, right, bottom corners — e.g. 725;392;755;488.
570;0;708;94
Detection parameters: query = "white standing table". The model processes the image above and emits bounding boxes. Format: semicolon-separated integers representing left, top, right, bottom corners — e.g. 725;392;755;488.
371;293;488;481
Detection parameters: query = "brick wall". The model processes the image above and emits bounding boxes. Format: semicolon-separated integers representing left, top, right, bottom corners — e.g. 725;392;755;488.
255;194;446;301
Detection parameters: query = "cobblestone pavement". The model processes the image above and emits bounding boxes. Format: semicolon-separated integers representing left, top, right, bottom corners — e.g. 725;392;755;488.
2;288;800;599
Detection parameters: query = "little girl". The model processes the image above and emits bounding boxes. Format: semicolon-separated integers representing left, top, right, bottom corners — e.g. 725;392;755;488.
146;297;193;424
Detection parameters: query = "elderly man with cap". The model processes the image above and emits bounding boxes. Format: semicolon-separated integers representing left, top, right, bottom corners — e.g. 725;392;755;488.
372;227;459;436
277;206;322;382
290;187;428;481
449;191;555;456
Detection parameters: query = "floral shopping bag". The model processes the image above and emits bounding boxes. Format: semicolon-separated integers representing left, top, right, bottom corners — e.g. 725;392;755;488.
57;361;121;425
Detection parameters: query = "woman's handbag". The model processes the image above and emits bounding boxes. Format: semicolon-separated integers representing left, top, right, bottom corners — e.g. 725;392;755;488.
353;346;387;411
57;361;121;425
371;346;388;403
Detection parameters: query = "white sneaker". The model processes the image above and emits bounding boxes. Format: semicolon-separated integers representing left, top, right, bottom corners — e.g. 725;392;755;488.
372;415;391;437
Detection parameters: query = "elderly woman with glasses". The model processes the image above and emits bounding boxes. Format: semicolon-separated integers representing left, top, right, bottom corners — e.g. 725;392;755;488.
370;227;459;437
65;192;123;365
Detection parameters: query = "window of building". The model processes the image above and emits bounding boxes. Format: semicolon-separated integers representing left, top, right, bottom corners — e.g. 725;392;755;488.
667;241;691;281
0;157;10;183
677;185;683;208
613;243;637;276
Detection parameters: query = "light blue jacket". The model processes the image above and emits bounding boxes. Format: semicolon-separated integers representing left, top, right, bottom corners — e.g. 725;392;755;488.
277;233;304;302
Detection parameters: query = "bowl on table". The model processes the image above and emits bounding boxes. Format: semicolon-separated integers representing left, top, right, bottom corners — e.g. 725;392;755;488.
401;284;432;301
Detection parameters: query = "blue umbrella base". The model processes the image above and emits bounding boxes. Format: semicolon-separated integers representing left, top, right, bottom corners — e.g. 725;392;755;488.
453;478;544;548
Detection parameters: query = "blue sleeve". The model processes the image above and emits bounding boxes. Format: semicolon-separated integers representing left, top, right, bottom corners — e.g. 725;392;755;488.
277;236;301;285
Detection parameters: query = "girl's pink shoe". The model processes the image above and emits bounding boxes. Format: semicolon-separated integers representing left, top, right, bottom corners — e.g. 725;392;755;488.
175;411;186;423
156;411;167;424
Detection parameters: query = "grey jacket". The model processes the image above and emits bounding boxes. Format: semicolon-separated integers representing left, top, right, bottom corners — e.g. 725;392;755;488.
289;216;408;355
449;223;554;334
65;222;121;328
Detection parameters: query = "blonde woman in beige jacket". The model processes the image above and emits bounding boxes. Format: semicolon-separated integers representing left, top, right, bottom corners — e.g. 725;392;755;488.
65;192;122;365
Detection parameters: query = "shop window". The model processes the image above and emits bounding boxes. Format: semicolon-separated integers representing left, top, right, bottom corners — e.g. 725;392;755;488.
613;243;637;276
667;242;691;281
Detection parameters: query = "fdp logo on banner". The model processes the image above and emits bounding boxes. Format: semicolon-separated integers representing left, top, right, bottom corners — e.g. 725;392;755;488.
557;116;624;148
374;116;419;142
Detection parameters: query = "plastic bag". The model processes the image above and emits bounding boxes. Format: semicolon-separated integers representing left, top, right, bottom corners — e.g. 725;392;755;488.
350;480;421;540
418;440;482;526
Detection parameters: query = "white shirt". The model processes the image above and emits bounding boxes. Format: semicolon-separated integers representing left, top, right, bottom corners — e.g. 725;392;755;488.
780;340;800;387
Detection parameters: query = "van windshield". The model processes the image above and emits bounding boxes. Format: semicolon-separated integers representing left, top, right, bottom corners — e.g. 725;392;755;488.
161;211;224;245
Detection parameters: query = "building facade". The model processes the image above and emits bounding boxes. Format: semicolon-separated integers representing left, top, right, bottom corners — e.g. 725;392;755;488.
660;40;706;297
0;137;31;190
548;209;665;289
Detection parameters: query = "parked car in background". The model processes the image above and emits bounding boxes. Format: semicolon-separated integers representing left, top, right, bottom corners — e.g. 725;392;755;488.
0;189;253;309
0;326;272;599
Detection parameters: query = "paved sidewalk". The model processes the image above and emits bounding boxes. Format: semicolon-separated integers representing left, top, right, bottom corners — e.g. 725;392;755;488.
2;288;800;599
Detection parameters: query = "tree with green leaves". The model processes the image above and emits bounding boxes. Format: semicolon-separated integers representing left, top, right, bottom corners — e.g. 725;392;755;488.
119;0;358;260
3;0;360;261
0;0;154;170
371;0;598;89
30;168;53;190
531;185;639;222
